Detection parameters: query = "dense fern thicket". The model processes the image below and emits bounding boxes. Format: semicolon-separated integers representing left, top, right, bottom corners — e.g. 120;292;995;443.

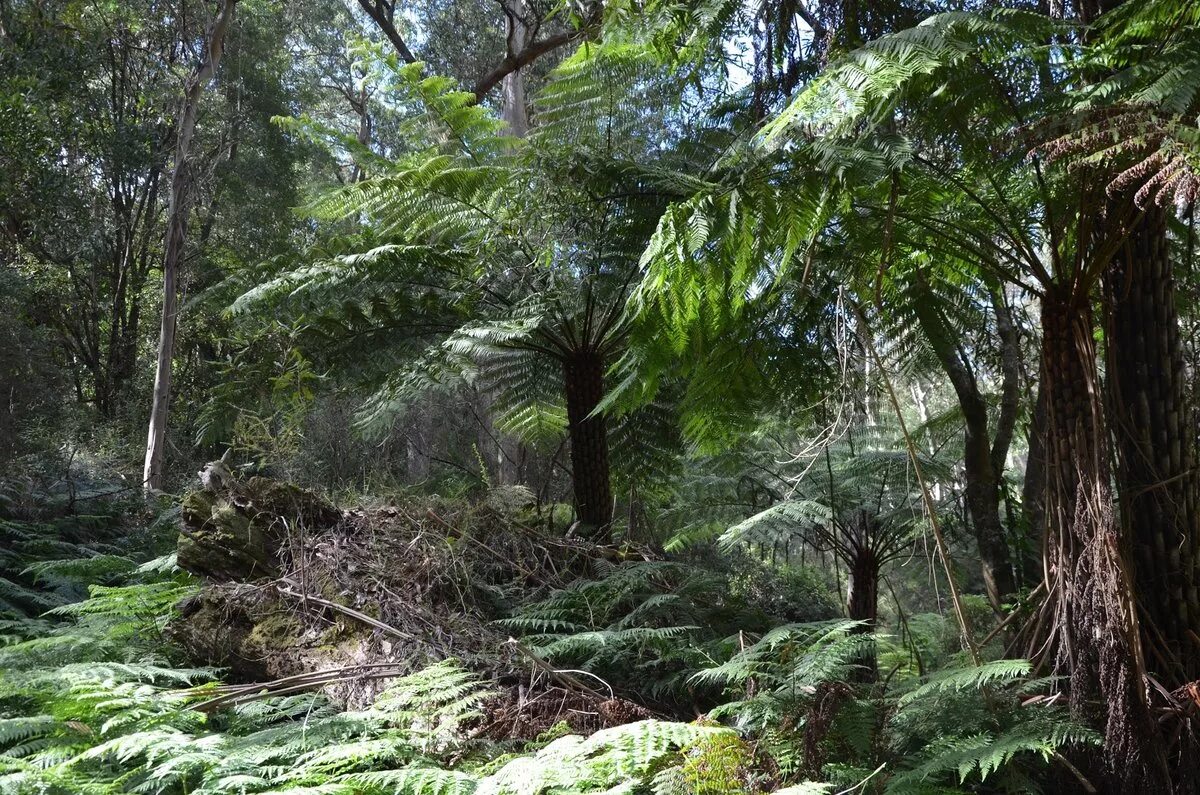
0;479;174;627
0;477;1097;794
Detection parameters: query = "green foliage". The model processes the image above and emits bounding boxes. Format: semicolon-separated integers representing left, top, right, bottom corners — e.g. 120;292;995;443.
7;2;1185;793
691;621;872;730
884;663;1098;794
501;560;768;704
2;624;728;795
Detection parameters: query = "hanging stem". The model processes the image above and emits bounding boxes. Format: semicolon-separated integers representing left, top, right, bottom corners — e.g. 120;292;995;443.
850;298;981;665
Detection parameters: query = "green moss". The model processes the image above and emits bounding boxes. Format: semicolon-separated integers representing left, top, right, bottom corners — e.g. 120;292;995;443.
311;570;351;606
246;609;303;651
210;503;253;538
316;618;359;646
680;732;753;794
179;490;217;525
177;490;275;580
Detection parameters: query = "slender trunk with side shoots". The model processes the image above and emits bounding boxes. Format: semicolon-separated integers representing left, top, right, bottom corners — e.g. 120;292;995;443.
471;14;534;486
1104;201;1200;685
1039;285;1170;793
562;349;612;538
142;0;236;492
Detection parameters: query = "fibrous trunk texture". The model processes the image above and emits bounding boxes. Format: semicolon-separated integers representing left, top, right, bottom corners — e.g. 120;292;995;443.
1104;203;1200;685
1040;286;1170;792
845;513;880;682
563;350;612;538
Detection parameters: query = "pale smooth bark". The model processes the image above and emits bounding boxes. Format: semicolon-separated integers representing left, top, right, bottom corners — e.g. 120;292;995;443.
142;0;237;492
500;0;531;137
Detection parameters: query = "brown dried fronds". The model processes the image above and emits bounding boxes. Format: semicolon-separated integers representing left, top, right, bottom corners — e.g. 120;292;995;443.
1036;106;1200;210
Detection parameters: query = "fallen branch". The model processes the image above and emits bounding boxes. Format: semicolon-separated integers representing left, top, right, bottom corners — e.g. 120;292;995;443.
186;662;409;712
276;576;415;641
506;637;605;698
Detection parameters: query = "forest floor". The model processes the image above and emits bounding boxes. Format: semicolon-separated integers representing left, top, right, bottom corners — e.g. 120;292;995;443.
168;473;659;736
0;471;1095;794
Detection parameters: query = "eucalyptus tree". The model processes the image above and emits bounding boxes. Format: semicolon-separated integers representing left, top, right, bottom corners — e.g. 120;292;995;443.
0;0;190;417
355;0;601;102
143;0;238;492
0;0;332;484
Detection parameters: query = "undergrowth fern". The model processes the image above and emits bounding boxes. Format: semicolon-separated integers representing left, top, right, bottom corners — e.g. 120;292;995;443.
500;560;777;705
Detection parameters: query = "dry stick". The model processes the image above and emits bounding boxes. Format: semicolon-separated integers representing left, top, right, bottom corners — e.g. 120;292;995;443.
1051;751;1098;794
197;672;407;711
978;581;1047;650
505;637;606;698
188;662;409;711
835;762;888;795
194;661;404;696
276;577;416;640
422;508;544;581
851;300;981;666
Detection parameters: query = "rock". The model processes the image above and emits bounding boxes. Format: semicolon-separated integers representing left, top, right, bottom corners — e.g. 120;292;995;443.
167;587;273;681
176;476;340;582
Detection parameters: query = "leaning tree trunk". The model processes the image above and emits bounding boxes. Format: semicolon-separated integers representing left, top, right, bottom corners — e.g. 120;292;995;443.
911;281;1017;612
1022;383;1047;560
1040;285;1171;793
142;0;237;492
562;350;613;539
1104;202;1200;686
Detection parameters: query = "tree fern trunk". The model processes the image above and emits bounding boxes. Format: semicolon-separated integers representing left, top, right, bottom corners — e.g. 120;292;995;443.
563;350;613;539
845;512;879;682
1104;203;1200;685
846;553;878;631
1040;285;1170;793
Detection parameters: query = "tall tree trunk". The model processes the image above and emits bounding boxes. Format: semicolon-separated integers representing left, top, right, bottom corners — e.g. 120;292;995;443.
142;0;236;492
474;4;531;486
1104;202;1200;684
562;350;612;538
1023;383;1047;548
1040;285;1170;793
500;0;530;138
